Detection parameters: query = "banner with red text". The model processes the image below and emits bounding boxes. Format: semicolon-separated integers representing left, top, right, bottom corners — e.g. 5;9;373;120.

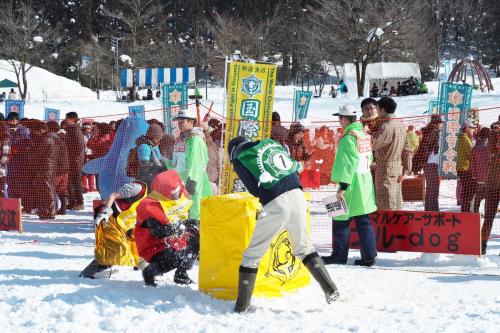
349;210;481;255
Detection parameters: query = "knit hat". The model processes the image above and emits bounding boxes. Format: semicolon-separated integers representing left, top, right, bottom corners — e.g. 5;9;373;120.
146;123;163;141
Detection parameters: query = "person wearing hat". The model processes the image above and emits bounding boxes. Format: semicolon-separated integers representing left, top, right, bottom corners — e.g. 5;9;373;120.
457;119;478;212
412;114;444;211
372;97;411;210
133;123;167;189
63;112;86;210
171;109;212;220
227;135;340;313
322;105;378;267
6;112;31;207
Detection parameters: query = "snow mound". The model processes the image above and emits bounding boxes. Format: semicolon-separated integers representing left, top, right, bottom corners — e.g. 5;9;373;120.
0;59;95;102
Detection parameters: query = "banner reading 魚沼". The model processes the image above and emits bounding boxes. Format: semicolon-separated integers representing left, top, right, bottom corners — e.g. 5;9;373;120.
437;82;473;178
221;61;277;194
294;90;312;121
162;83;188;134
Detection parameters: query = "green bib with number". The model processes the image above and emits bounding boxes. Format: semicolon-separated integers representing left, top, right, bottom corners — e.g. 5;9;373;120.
236;139;302;189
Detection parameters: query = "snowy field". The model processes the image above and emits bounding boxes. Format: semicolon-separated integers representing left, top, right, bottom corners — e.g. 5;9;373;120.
1;62;500;332
1;193;499;333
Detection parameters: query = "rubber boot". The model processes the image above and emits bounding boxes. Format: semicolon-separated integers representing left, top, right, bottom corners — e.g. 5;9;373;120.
57;195;67;215
303;252;340;304
481;240;487;255
174;268;193;285
234;266;258;313
79;259;110;278
142;261;162;286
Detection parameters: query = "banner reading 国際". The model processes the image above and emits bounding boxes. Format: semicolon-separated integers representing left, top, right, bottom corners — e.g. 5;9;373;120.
437;82;472;178
221;61;277;194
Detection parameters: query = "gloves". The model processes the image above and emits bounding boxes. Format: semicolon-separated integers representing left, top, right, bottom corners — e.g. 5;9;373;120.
93;206;113;227
185;178;197;195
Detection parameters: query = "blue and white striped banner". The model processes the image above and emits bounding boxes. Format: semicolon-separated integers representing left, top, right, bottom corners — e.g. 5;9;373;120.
120;67;195;88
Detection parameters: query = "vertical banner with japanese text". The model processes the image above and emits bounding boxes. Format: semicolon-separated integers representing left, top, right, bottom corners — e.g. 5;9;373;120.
428;99;438;114
44;107;60;122
162;83;188;134
437;82;472;178
294;90;313;121
5;100;25;119
221;61;277;194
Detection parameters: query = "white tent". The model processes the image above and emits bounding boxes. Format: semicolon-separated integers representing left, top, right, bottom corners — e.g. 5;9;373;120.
343;62;421;97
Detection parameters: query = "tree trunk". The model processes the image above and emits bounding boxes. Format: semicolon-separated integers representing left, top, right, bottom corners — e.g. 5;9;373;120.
356;61;368;98
282;54;290;86
21;63;28;100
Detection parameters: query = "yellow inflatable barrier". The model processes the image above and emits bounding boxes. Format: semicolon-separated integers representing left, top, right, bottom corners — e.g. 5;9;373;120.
199;192;311;300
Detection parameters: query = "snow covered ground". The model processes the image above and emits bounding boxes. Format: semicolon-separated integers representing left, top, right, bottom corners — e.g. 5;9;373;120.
1;64;500;332
1;193;499;332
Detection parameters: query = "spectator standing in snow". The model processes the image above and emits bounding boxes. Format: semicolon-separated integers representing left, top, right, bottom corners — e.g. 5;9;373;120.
372;97;411;210
457;120;477;212
412;115;443;211
31;120;58;219
270;111;289;147
470;127;491;213
82;123;96;192
171;109;213;220
47;121;69;215
134;123;167;189
6;112;31;207
0;119;10;197
406;125;420;173
322;105;378;267
8;88;16;99
64;112;85;210
288;123;311;163
228;135;339;313
481;117;500;254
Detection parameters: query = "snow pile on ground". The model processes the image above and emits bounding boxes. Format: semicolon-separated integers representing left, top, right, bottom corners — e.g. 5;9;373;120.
0;59;95;102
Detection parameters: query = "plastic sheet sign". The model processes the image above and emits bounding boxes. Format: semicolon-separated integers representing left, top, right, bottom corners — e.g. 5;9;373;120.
437;82;473;178
221;61;277;194
0;197;22;232
44;107;60;122
162;83;188;134
294;90;312;121
5;99;24;119
349;210;481;255
128;105;145;118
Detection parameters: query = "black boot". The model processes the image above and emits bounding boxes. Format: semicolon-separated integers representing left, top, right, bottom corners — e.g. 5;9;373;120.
142;262;162;286
303;252;340;304
234;266;258;313
79;259;110;278
174;268;193;285
354;257;376;267
57;195;67;215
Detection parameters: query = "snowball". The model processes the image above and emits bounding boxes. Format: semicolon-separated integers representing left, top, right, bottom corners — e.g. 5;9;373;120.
33;36;43;43
51;53;59;59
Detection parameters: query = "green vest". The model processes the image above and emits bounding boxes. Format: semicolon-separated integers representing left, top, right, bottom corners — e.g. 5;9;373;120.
330;122;377;220
236;139;301;189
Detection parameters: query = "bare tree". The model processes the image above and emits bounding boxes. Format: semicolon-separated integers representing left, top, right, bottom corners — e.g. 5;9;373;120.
310;0;423;97
0;1;57;100
79;40;114;99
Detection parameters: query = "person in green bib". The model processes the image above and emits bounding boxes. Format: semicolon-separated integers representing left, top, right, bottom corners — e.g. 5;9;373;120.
322;105;378;267
228;136;340;313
